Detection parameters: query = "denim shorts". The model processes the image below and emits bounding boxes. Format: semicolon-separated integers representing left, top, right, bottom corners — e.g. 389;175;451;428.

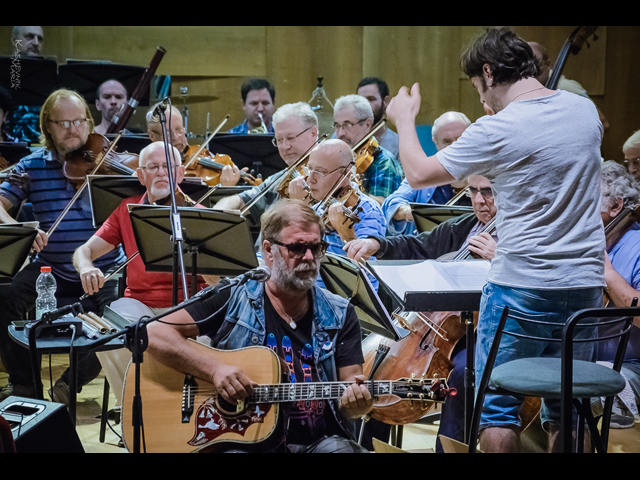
475;281;603;430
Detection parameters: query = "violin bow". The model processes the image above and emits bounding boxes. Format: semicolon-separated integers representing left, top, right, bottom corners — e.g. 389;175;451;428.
183;114;230;170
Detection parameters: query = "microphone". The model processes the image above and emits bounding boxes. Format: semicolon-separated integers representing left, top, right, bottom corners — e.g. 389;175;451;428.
153;96;170;116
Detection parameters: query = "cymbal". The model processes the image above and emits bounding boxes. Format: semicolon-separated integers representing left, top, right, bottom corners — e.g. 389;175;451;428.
173;94;219;104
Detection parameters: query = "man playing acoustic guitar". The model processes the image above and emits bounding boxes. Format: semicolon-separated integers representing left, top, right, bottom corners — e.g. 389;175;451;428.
144;198;373;453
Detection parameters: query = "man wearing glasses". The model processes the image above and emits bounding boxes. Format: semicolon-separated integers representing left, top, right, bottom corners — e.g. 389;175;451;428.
344;174;497;452
145;198;372;453
213;102;319;216
333;94;403;205
0;88;126;402
72;140;213;410
623;130;640;183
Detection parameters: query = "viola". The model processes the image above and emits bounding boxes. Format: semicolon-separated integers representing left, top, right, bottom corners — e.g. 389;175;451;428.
62;132;139;184
183;145;262;187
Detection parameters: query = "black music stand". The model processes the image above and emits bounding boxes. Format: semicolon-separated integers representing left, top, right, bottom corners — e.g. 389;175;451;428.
409;204;473;234
366;258;489;444
128;204;259;299
319;252;401;341
207;133;286;180
0;56;58;106
104;134;152;154
0;142;31;165
0;223;38;284
87;175;211;228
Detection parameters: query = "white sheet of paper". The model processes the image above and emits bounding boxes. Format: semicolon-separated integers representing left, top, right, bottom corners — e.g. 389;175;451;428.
369;260;490;300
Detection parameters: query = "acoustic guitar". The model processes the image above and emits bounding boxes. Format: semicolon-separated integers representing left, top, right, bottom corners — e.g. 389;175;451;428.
121;340;452;453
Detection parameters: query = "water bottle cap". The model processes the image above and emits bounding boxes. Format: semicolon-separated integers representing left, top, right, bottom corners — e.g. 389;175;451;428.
40;266;52;273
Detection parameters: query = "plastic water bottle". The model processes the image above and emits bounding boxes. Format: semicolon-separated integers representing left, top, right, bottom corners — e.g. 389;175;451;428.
35;266;57;320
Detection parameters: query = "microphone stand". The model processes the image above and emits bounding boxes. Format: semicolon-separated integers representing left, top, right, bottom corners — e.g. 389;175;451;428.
155;99;190;306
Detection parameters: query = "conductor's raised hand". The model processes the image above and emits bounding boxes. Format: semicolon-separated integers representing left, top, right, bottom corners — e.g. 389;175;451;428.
386;83;422;128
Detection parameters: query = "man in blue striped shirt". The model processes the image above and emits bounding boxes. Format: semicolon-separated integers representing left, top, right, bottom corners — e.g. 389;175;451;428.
0;89;125;402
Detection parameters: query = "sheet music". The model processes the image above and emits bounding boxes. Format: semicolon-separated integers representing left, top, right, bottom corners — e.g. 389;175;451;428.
369;259;490;300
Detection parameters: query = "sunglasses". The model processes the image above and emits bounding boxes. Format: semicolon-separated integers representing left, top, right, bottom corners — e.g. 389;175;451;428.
270;239;328;259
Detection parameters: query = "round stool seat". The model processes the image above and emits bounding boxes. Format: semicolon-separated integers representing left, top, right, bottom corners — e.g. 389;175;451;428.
491;357;626;399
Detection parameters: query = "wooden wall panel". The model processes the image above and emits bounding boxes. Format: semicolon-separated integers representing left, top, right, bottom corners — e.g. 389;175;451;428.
0;25;638;161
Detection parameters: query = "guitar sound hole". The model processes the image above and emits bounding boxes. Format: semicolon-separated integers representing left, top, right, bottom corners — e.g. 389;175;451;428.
216;396;247;416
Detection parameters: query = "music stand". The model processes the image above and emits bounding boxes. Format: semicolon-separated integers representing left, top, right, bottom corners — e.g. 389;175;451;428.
366;258;489;444
409;204;473;234
128;204;259;298
87;175;211;228
58;62;147;105
0;142;31;165
104;133;151;154
207;133;286;180
0;223;38;284
319;252;401;341
0;56;58;106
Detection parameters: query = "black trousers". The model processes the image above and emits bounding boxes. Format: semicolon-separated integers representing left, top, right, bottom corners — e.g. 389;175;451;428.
0;260;118;391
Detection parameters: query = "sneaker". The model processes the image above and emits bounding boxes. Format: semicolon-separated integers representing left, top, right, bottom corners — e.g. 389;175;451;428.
48;379;70;407
610;406;636;429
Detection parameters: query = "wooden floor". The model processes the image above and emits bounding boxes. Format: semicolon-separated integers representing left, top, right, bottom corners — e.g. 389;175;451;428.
2;354;639;453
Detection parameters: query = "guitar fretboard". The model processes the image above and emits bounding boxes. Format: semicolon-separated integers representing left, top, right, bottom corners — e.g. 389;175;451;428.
250;380;396;404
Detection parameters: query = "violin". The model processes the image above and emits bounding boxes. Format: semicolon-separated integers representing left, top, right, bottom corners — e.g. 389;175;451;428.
183;145;262;187
62;132;139;183
354;137;377;176
318;184;363;232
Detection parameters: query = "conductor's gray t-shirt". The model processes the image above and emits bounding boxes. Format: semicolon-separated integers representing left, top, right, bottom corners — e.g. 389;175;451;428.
436;90;605;289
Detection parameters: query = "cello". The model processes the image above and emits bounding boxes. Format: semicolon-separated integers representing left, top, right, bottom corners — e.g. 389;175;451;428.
359;217;541;428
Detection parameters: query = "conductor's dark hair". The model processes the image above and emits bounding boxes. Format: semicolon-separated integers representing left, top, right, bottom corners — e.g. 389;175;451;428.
241;78;275;103
461;26;540;85
357;77;389;99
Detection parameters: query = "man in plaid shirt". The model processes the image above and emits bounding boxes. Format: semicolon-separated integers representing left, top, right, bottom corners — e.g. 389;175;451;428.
333;95;403;205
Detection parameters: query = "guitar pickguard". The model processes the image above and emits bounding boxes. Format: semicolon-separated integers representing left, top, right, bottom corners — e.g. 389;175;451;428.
188;397;272;447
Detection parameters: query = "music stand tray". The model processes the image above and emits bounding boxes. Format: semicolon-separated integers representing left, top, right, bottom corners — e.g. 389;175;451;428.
127;204;258;277
87;175;210;228
320;252;401;341
409;204;473;234
207;133;286;180
0;223;39;284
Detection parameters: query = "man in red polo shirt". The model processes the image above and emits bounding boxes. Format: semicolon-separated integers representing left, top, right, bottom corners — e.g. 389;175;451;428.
73;141;212;408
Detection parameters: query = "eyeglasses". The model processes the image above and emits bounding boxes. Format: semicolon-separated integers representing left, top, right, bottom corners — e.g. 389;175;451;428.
466;186;493;199
270;239;328;259
140;163;179;173
624;157;640;168
272;125;313;147
47;118;88;129
332;119;366;131
302;164;350;179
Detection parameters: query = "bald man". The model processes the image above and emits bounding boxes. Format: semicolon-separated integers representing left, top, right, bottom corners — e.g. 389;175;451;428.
94;79;129;135
382;111;472;236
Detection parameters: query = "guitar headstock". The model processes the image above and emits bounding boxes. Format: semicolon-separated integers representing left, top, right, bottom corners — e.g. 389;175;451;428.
392;377;456;402
568;26;599;55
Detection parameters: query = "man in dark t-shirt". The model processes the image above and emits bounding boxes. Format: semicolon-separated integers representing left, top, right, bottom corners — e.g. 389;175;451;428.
146;199;373;453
